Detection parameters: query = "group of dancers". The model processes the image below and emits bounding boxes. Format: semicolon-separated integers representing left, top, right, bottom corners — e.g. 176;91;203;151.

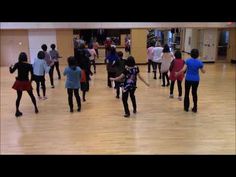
9;41;205;118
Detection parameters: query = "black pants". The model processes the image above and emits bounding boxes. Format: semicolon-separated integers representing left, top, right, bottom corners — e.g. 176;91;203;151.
147;59;152;72
157;63;161;78
54;61;61;79
115;81;121;97
90;60;96;73
170;80;182;96
107;72;116;87
16;90;37;112
152;62;161;78
34;75;46;97
184;80;199;110
49;65;54;86
162;72;169;86
67;88;81;111
122;89;136;115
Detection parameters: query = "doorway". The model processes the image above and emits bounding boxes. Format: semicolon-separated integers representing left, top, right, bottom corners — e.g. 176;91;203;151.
217;30;229;61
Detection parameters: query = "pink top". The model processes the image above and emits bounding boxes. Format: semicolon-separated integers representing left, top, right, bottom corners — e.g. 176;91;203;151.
147;46;154;60
89;49;97;60
169;58;185;81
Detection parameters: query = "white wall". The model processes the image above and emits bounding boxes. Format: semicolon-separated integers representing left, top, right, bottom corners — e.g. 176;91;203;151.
184;28;192;53
28;30;57;64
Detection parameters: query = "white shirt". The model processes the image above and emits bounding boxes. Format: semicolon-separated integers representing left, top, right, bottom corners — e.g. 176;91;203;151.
152;47;163;63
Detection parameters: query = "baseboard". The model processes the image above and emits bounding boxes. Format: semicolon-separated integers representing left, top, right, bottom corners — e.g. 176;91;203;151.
231;60;236;64
136;63;148;65
203;61;215;63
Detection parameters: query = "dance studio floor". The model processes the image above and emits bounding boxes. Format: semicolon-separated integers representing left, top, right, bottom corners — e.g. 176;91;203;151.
1;63;235;154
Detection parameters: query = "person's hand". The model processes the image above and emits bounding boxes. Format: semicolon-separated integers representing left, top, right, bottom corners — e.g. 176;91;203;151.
175;72;179;77
110;77;114;81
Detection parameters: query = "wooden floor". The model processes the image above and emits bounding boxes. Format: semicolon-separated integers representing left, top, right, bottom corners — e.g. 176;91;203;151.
0;63;235;154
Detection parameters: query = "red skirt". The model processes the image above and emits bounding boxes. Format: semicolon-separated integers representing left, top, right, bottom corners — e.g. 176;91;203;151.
12;80;33;91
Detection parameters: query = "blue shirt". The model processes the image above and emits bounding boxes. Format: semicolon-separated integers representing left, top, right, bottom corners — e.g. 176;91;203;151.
106;53;119;64
33;58;50;76
185;58;204;81
63;66;81;89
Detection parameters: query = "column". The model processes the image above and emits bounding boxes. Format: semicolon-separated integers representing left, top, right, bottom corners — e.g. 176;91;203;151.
131;29;147;64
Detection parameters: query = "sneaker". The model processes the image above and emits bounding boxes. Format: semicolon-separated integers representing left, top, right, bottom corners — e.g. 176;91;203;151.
161;85;165;87
124;114;130;118
35;107;39;114
169;94;174;98
166;83;170;87
15;111;23;117
133;110;137;114
192;107;197;113
51;85;55;88
178;96;182;101
38;96;42;100
83;98;86;102
77;108;81;112
70;109;73;113
184;108;189;112
153;77;157;80
116;95;120;99
43;96;48;100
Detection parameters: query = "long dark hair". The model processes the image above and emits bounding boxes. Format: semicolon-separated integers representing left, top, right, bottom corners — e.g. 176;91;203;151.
18;52;28;63
126;56;136;67
163;44;170;53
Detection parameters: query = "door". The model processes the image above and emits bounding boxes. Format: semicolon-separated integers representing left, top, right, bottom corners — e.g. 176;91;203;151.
28;30;57;64
217;29;229;61
201;29;217;62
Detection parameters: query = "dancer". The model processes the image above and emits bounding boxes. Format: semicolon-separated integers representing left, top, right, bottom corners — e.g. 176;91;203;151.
33;51;51;100
110;56;149;118
169;50;185;100
9;52;38;117
176;49;206;113
63;56;82;112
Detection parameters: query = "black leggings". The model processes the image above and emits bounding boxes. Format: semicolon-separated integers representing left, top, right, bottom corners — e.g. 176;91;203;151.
67;88;81;110
162;72;169;86
90;60;96;72
122;89;136;115
152;62;162;78
49;65;54;86
115;81;121;97
107;72;116;87
170;80;182;96
54;61;61;79
16;90;37;112
148;59;152;72
184;80;199;110
35;78;46;97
